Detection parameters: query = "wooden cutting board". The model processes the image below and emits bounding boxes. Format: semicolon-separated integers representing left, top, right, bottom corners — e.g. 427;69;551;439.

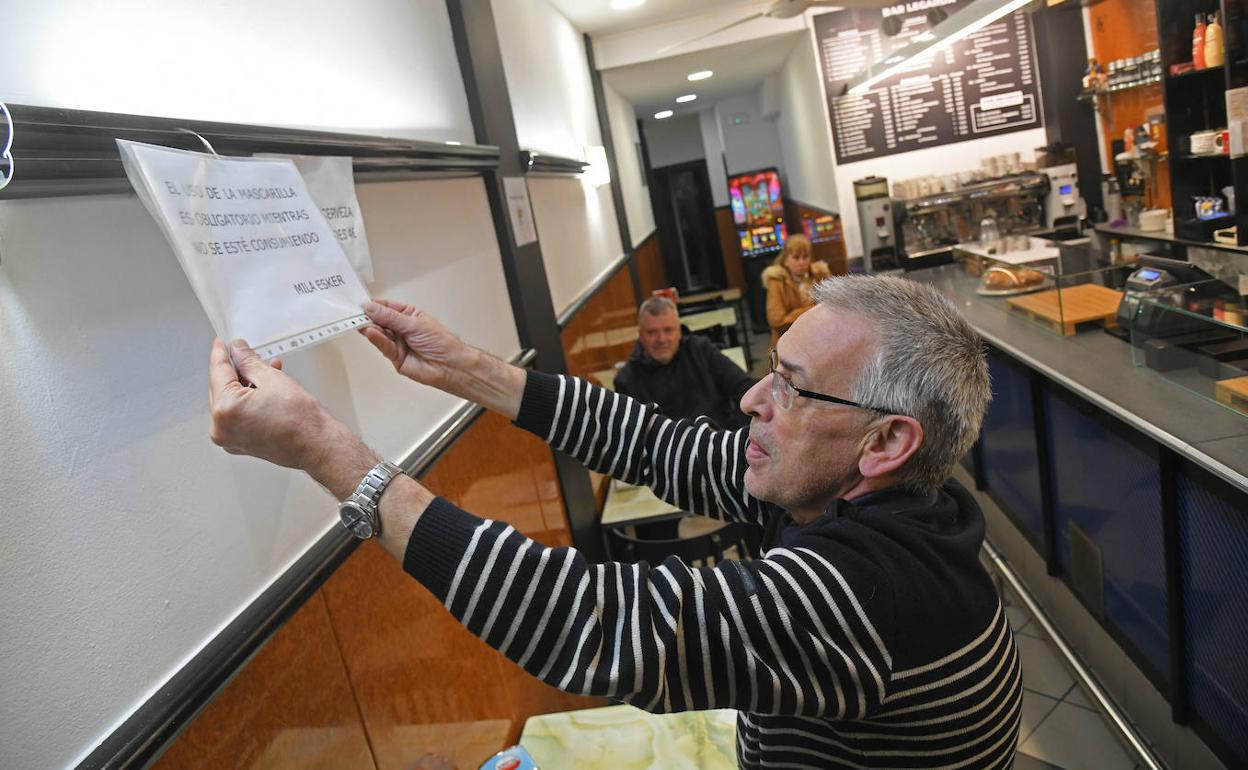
1007;284;1124;336
1215;376;1248;415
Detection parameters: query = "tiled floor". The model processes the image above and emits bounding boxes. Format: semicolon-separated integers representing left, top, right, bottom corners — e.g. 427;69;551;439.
1002;586;1143;770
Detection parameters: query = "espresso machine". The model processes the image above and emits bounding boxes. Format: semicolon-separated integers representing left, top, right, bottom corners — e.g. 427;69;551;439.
854;176;902;272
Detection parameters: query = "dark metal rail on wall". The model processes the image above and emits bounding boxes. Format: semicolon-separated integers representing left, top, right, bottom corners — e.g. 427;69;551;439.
0;102;502;199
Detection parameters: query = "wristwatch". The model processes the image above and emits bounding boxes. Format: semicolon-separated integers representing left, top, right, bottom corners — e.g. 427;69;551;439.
338;461;403;539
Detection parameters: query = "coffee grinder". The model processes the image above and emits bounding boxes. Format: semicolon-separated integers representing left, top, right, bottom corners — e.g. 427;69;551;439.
853;176;901;272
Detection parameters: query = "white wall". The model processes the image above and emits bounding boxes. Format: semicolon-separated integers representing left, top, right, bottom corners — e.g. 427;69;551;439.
643;115;707;168
699;109;730;208
492;0;602;158
492;0;626;316
775;35;840;213
0;0;474;143
591;5;806;70
528;177;625;315
0;179;520;769
717;91;787;179
603;82;656;247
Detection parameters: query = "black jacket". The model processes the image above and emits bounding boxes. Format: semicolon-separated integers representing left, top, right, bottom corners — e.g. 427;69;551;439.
613;332;754;430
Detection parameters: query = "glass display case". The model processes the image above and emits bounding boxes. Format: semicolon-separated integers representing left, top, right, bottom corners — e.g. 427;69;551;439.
1008;263;1133;337
1129;279;1248;417
957;241;1136;337
955;236;1061;296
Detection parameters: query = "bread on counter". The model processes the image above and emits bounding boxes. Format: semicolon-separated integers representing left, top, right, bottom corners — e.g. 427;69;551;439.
983;266;1046;290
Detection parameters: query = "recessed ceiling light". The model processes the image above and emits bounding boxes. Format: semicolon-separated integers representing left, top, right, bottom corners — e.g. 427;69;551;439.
687;70;713;81
654;110;674;119
884;56;903;64
676;94;697;103
915;32;936;42
445;140;462;146
610;0;645;9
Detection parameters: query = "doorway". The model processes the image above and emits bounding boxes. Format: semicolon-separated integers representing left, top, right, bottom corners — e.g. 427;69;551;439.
649;160;725;293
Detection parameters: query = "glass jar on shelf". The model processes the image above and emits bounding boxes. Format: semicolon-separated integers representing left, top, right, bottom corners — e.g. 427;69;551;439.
979;214;1001;252
1120;56;1139;89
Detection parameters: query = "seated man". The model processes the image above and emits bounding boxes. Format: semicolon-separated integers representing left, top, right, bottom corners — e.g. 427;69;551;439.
614;296;753;431
207;275;1020;769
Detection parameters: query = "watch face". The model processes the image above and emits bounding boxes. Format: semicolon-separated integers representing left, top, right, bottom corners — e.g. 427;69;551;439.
340;503;373;539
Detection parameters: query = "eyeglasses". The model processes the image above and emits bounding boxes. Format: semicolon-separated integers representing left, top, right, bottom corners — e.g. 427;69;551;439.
768;349;893;414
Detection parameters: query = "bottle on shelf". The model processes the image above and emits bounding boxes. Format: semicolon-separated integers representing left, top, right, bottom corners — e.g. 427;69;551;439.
1194;12;1207;69
1205;11;1225;68
1083;58;1102;92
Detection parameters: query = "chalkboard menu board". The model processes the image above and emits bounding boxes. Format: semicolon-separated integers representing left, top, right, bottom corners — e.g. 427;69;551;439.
814;0;1042;165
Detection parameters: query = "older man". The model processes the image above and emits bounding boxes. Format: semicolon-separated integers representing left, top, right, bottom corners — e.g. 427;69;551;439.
208;275;1020;769
614;296;753;431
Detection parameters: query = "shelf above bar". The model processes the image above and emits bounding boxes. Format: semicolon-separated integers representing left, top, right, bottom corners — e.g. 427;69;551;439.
1093;223;1248;254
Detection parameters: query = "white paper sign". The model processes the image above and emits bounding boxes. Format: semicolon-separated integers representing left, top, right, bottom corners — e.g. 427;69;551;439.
118;140;371;359
256;154;374;283
1227;87;1248;159
503;176;538;246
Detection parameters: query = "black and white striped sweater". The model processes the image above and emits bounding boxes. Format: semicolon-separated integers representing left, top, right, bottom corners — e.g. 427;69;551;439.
405;372;1021;769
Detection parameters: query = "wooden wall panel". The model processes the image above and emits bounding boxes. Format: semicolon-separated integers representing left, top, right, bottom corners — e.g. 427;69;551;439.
557;257;652;516
714;207;747;291
321;413;603;769
153;412;601;769
150;592;375;770
559;264;638;382
1086;0;1171;210
632;232;668;297
322;542;515;770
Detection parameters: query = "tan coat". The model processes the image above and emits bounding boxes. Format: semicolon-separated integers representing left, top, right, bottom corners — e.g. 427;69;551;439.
762;261;831;349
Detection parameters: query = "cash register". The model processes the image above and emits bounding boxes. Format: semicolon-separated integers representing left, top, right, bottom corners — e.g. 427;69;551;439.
1114;255;1224;336
1114;256;1243;373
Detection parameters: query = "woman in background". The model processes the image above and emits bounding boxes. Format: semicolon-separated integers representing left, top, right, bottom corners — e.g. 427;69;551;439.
762;233;829;348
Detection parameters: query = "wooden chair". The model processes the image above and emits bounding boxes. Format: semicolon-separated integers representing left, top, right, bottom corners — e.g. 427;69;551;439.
608;521;751;568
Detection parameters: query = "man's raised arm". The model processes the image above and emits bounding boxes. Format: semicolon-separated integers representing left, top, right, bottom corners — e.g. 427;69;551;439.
205;331;886;721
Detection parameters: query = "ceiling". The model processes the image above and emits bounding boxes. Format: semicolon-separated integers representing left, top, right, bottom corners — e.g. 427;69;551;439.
547;0;763;37
602;31;805;119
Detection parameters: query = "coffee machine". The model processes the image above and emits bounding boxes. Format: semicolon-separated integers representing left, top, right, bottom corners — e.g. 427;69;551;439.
854;176;901;272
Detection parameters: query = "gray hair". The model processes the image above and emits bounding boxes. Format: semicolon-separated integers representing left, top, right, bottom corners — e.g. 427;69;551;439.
809;275;991;491
638;296;678;323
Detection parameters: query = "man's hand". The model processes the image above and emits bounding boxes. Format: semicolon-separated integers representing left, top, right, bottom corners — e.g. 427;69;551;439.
360;300;472;389
360;300;526;420
208;339;377;498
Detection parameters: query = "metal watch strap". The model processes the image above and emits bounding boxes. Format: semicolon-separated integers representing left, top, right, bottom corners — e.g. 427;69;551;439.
344;461;402;538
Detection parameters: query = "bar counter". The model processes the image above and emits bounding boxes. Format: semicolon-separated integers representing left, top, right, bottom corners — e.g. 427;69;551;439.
909;263;1248;768
910;264;1248;493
